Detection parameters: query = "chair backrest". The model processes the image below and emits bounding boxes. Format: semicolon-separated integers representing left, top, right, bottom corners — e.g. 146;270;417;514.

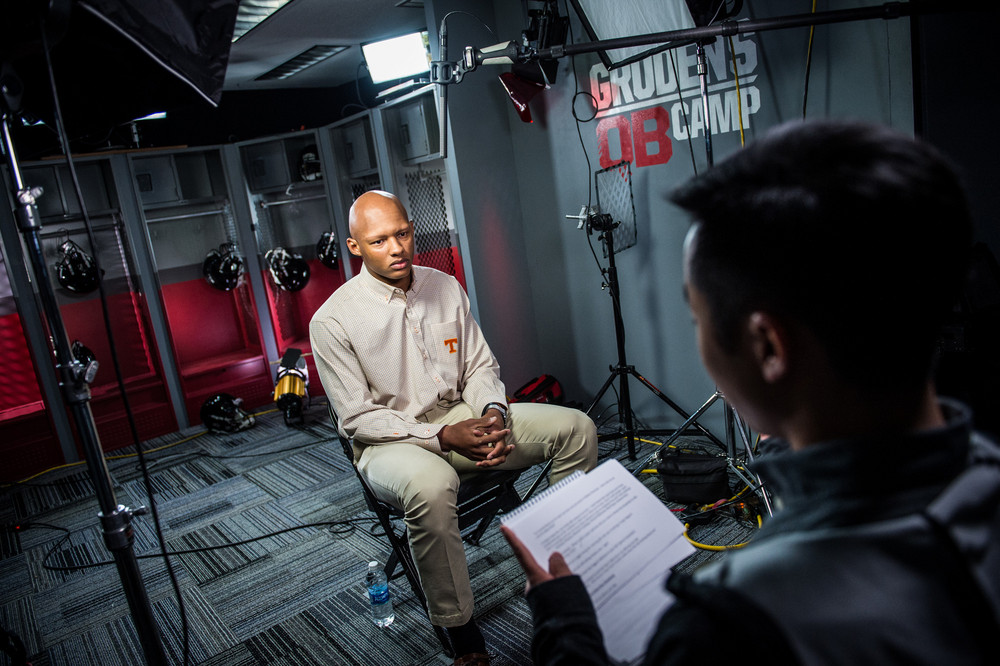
328;403;356;459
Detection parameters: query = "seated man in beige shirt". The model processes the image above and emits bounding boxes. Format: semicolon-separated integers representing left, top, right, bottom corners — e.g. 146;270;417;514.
309;190;598;666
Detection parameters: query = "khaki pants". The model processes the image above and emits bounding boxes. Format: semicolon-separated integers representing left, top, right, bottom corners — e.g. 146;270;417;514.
356;402;598;627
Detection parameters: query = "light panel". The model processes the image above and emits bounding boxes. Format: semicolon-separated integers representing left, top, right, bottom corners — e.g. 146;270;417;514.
362;31;430;84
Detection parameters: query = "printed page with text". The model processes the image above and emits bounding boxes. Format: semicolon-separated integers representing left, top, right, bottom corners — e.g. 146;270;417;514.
502;458;695;664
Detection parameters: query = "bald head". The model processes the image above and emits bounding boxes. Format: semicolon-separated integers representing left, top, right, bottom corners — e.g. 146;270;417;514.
349;190;408;238
346;190;415;290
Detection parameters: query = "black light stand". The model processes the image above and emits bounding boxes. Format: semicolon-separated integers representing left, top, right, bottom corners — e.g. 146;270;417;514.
2;87;169;666
581;210;727;460
632;37;768;512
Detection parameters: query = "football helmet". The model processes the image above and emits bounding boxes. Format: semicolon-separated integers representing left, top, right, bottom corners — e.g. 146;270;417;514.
203;242;245;291
55;239;100;294
200;393;256;433
316;231;339;270
298;145;323;182
265;247;310;291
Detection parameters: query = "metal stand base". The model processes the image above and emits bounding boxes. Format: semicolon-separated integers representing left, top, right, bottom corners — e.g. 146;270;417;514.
635;390;773;516
582;212;724;459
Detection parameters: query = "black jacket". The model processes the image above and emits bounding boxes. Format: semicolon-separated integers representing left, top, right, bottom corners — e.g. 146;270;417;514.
527;400;1000;665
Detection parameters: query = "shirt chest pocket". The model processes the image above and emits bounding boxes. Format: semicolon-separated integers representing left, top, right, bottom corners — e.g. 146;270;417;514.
427;319;463;385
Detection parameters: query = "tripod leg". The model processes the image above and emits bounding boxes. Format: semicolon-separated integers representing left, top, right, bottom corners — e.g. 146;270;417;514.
633;391;722;474
728;409;774;517
619;367;637;459
585;371;618;418
628;368;727;449
586;367;639;457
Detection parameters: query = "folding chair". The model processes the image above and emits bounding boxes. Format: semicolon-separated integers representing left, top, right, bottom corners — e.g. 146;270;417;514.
331;405;550;655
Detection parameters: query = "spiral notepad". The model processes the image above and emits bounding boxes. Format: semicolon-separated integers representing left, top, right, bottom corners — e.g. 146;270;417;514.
501;458;693;664
500;470;584;522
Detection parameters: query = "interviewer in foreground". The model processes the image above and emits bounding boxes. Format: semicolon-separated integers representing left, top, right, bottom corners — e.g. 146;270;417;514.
503;119;1000;665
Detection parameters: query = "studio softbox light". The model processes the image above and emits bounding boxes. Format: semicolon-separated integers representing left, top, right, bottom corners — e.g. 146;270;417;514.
1;0;239;137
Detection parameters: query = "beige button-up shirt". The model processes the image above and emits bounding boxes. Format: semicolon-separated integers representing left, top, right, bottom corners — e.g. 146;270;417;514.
309;265;507;454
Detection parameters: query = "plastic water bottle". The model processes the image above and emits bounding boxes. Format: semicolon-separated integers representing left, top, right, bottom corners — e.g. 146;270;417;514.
366;561;394;627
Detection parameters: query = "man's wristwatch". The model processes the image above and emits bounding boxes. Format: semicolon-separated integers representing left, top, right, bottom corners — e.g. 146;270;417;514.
482;402;509;425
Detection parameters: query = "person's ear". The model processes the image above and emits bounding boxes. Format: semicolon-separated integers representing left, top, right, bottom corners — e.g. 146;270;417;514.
346;237;362;257
747;311;789;383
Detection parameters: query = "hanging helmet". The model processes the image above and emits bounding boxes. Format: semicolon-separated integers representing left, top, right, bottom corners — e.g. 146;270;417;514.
316;230;339;270
203;242;245;291
55;239;100;294
299;145;323;182
265;247;310;292
200;393;256;433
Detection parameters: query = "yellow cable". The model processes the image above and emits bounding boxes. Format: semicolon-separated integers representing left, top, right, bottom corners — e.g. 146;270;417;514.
684;523;751;551
2;431;210;486
804;0;817;119
638;437;680;450
727;35;745;146
2;460;88;486
3;420;244;485
105;431;207;460
6;404;287;486
636;437;683;473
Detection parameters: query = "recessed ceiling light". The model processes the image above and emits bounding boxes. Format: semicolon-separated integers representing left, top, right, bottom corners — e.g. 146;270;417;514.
255;45;350;81
233;0;292;41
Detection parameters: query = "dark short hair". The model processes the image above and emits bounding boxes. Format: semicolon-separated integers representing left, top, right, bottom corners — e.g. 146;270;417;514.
671;119;972;390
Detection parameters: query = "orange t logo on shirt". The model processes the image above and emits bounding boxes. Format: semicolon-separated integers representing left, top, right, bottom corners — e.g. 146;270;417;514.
444;338;458;354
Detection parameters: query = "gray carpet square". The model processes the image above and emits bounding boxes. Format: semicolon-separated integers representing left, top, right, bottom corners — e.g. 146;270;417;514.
199;531;356;641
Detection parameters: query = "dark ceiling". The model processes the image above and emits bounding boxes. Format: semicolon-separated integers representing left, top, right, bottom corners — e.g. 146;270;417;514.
224;0;429;92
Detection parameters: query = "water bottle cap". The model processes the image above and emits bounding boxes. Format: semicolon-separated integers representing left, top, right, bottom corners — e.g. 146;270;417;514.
368;561;379;568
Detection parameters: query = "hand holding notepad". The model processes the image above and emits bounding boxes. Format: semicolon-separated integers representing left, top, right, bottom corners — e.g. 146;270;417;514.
501;458;695;664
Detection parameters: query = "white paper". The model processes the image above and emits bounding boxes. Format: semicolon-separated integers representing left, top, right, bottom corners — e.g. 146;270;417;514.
503;459;695;663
